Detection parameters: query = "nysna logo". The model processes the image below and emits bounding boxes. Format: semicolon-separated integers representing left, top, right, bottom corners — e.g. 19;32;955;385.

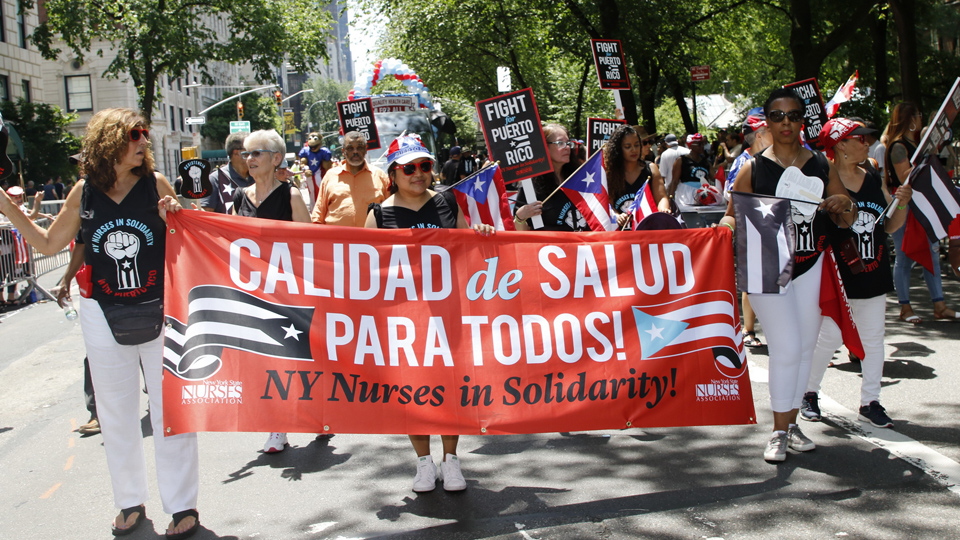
630;289;746;379
181;380;243;404
695;379;741;402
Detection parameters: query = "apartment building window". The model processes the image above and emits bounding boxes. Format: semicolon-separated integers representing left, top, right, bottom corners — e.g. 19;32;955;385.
0;2;5;43
21;79;30;102
177;78;182;93
17;1;27;48
187;109;193;133
0;76;8;101
170;105;176;131
65;75;93;111
179;108;185;132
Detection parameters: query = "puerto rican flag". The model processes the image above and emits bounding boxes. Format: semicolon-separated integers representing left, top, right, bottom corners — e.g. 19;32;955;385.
901;156;960;272
627;179;657;230
560;150;617;231
12;228;29;266
825;71;858;119
451;163;516;231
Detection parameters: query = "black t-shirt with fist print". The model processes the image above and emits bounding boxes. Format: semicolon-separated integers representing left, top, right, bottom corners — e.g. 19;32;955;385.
80;175;166;304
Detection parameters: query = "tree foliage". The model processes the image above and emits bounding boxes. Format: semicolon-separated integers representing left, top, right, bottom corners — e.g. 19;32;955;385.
26;0;335;122
200;92;281;145
0;100;82;186
300;77;352;135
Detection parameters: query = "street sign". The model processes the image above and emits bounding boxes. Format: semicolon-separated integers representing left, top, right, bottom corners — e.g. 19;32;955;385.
185;116;205;126
230;121;251;133
283;112;296;135
690;65;710;82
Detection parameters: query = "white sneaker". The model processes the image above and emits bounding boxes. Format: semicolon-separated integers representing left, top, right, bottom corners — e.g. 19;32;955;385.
787;425;816;452
263;432;288;453
439;454;467;491
412;456;437;492
763;431;788;462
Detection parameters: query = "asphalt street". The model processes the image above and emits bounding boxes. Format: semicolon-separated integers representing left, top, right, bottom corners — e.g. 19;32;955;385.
1;268;959;540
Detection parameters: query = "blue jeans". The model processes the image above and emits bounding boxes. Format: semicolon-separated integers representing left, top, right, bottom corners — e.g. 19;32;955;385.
891;227;944;304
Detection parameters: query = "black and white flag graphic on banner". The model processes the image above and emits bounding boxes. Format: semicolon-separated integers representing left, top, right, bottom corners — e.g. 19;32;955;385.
732;192;796;294
163;285;315;381
908;155;960;242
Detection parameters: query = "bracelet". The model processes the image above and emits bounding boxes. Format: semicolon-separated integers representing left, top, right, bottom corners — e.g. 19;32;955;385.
514;214;525;224
897;205;907;210
720;222;734;232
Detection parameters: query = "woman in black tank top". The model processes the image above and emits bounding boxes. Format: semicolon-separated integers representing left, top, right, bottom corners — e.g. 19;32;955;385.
0;108;199;537
365;135;493;494
603;125;669;229
719;88;855;464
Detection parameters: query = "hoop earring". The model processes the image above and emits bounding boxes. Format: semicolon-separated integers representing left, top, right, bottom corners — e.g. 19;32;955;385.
910;121;918;131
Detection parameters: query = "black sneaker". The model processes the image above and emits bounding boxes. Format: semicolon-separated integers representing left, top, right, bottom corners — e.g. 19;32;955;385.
858;401;894;428
800;392;821;421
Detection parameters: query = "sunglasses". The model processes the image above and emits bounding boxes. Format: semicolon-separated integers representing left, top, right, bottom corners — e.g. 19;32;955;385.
642;140;653;146
398;161;434;175
548;140;575;149
129;128;150;141
844;134;866;144
240;149;275;159
767;109;805;123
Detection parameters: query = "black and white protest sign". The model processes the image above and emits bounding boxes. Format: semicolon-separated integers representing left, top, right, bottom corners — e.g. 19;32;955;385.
913;77;960;164
590;39;631;90
586;118;626;157
476;88;551;184
732;192;796;294
784;78;828;145
178;158;212;199
337;98;381;150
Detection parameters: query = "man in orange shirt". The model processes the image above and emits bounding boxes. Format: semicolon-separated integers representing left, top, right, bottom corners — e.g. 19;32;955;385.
311;131;390;226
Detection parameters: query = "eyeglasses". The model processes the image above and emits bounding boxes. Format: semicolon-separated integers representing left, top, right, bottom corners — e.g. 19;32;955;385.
548;140;575;149
398;161;434;175
767;109;805;123
844;135;866;144
240;149;275;159
129;128;150;141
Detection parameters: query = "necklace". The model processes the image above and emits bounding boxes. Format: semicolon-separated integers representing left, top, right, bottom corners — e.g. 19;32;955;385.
771;148;801;169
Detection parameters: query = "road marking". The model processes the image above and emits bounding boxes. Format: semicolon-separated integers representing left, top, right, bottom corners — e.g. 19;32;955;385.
750;365;960;496
68;438;75;448
70;418;77;431
64;455;74;471
40;483;62;499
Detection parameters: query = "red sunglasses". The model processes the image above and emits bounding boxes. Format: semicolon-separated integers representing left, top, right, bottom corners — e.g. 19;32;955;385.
129;128;150;141
844;134;865;144
398;161;433;175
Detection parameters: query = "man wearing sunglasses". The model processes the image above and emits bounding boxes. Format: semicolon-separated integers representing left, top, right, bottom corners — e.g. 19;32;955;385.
310;131;390;227
201;132;254;214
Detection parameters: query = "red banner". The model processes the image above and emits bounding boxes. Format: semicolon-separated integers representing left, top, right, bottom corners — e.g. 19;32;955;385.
162;210;755;436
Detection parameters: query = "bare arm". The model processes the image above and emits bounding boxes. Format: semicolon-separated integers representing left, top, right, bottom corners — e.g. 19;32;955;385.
289;187;312;223
822;161;855;228
889;142;913;185
649;163;671;212
0;180;82;255
720;160;753;228
54;242;85;307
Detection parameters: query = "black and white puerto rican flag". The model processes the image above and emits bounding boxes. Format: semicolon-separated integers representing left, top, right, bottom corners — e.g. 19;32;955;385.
163;285;315;381
732;192;796;294
907;156;960;242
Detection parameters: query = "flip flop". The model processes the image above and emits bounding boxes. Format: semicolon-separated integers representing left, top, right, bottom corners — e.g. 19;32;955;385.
111;505;145;537
166;509;199;540
743;331;763;348
899;313;922;324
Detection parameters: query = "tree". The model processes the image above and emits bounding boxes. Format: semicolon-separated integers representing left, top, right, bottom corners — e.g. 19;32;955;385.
26;0;335;121
0;100;82;186
200;92;281;145
300;77;351;135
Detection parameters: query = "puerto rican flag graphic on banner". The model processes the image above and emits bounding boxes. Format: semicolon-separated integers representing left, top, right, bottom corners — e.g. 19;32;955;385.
560;150;617;231
451;163;516;231
825;71;858;119
628;179;658;230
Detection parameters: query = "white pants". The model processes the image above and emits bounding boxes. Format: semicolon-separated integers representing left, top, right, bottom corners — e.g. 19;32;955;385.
807;294;886;406
79;295;199;514
748;255;823;413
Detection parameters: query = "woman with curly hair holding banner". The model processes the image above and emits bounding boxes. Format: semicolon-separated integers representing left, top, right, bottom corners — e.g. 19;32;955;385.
603;124;670;228
0;108;200;538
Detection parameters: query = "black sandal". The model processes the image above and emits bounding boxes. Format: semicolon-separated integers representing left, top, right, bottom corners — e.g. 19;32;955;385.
166;509;200;540
743;331;763;348
111;505;145;537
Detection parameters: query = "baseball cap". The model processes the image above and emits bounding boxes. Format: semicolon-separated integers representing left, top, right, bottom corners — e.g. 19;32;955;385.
664;134;678;148
387;134;434;168
742;107;767;135
6;185;24;196
449;146;461;155
819;118;877;154
686;133;705;145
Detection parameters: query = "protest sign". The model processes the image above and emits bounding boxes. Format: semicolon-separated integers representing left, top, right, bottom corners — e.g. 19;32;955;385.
587;118;627;157
476;88;552;184
162;210;756;436
591;39;631;90
912;77;960;164
337;98;381;150
784;78;828;144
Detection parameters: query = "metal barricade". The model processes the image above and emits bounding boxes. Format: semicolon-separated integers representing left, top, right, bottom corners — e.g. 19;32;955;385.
0;216;72;305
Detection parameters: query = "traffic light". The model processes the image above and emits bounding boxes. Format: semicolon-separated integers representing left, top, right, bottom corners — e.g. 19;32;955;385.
237;101;244;119
274;90;283;106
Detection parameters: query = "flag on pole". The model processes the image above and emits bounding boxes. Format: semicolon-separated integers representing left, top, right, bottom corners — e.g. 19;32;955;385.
560;150;617;231
732;192;795;294
627;179;658;230
451;163;516;231
819;246;865;358
902;156;960;271
825;71;858;119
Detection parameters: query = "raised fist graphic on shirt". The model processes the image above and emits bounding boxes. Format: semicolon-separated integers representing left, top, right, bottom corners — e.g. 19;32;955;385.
105;231;141;289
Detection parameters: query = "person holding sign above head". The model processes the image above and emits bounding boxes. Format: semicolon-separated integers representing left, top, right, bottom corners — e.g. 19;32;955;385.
365;134;494;492
882;102;958;324
311;131;390;227
0;108;200;539
800;118;912;429
513;124;589;231
602;124;670;228
719;87;855;463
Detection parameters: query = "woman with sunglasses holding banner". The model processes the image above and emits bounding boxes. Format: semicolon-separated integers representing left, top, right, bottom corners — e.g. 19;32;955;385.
513;124;589;231
0;108;200;538
719;88;855;463
365;134;493;493
234;130;312;454
603;125;670;228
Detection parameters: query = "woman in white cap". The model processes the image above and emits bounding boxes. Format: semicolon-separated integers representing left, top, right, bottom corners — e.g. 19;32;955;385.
365;133;493;493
